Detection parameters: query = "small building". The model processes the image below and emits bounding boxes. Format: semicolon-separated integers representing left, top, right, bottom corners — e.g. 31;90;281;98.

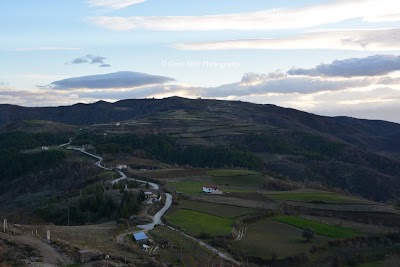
116;164;128;170
203;184;223;195
133;232;148;245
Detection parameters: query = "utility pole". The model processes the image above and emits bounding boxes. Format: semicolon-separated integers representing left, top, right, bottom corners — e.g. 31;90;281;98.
67;206;70;227
180;237;183;263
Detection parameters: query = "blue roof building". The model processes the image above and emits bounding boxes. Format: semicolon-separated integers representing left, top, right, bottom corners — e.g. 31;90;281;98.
133;232;148;244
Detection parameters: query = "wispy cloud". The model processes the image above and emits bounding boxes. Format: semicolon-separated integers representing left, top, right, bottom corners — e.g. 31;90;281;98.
89;0;400;31
87;0;146;10
288;55;400;77
10;47;81;52
175;28;400;51
197;74;376;98
48;71;174;90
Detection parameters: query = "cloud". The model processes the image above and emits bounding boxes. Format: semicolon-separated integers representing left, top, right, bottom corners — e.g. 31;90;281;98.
89;0;399;31
87;0;146;10
378;76;400;85
0;89;88;107
365;13;400;22
9;47;81;52
69;54;110;67
49;71;174;90
175;28;400;51
100;64;111;68
288;55;400;77
196;73;376;98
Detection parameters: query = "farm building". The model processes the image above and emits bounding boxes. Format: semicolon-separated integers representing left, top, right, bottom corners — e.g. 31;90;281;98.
116;164;128;170
203;184;223;195
133;232;148;245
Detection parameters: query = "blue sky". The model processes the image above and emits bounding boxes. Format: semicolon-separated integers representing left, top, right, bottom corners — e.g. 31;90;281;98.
1;0;400;122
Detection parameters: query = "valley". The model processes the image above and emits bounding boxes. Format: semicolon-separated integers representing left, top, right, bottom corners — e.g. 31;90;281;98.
0;98;400;266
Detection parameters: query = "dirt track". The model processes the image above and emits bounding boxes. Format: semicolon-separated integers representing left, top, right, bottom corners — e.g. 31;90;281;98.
0;232;69;266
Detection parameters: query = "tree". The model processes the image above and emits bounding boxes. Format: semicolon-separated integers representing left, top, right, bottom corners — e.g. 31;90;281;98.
302;227;315;242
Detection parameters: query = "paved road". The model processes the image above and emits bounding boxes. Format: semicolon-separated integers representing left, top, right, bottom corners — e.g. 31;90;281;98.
65;141;238;265
70;147;111;170
58;138;73;148
0;232;68;266
138;193;172;231
111;174;159;190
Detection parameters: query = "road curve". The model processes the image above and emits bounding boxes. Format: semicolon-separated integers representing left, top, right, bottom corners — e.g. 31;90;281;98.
112;175;159;190
64;141;237;265
69;147;111;170
138;193;172;230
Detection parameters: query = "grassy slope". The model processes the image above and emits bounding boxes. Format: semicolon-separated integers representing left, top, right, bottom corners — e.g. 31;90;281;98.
266;189;371;204
165;210;234;236
234;220;330;259
179;200;256;218
274;216;363;238
207;169;267;187
169;181;206;195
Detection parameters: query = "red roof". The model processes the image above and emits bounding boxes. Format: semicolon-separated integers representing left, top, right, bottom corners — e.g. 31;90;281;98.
204;184;220;189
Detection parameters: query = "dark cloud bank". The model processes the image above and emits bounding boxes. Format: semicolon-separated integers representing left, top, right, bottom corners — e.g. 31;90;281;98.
50;71;174;90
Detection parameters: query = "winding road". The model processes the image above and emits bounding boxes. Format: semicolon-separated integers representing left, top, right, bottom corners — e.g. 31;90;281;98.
138;193;172;230
68;147;111;170
68;143;238;265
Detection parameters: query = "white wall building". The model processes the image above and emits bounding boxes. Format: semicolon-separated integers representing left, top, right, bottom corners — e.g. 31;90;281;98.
202;184;223;195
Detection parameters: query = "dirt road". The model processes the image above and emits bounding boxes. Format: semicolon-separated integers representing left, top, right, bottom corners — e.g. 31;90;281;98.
0;232;69;266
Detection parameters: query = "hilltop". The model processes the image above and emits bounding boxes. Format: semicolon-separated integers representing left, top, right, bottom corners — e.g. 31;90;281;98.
1;97;400;201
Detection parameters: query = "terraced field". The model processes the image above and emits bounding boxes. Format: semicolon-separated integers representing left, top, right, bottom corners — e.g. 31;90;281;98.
169;181;207;195
273;216;363;238
136;168;207;180
207;169;267;187
179;200;256;218
266;189;372;204
165;210;235;236
233;220;330;259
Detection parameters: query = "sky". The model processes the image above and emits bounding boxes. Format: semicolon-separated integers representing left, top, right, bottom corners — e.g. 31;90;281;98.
1;0;400;122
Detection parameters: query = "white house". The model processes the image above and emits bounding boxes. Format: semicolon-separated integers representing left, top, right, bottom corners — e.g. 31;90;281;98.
202;184;223;195
116;164;128;170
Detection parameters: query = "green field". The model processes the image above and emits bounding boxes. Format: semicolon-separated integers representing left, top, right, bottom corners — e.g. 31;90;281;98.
273;216;363;238
207;169;266;187
234;220;330;259
136;168;207;180
356;261;384;267
266;189;370;204
169;181;206;195
97;171;117;179
65;150;96;162
179;200;256;218
165;210;234;236
207;169;260;176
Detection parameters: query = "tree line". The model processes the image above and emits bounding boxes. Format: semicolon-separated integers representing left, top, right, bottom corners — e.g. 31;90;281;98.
74;132;263;170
